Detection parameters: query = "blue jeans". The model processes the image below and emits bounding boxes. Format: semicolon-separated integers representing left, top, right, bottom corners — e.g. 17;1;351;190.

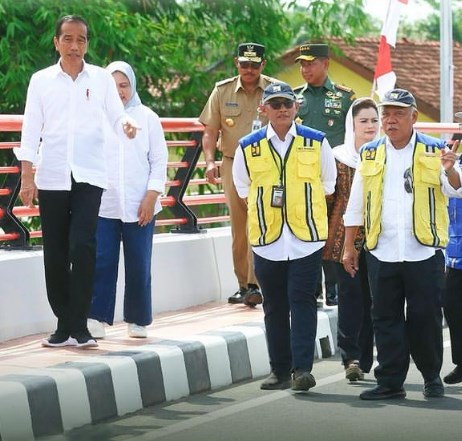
254;249;322;377
89;217;155;326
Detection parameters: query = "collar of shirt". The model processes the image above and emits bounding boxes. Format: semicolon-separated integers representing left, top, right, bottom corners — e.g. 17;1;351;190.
266;122;297;157
306;75;332;92
385;130;416;151
235;74;267;93
52;58;91;79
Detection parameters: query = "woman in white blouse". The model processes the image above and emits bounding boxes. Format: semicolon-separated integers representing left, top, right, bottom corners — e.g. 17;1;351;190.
88;61;168;338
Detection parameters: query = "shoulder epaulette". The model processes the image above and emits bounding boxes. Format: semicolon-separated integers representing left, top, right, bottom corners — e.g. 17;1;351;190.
215;76;238;87
293;84;305;93
335;83;354;94
261;75;279;83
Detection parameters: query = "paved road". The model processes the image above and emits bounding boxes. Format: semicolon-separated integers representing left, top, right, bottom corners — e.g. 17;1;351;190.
40;330;462;441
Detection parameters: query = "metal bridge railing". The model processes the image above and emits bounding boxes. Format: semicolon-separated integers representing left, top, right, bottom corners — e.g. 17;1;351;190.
0;115;228;249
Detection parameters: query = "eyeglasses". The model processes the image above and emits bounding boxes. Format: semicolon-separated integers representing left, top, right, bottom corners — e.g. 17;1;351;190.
239;61;262;70
266;100;295;110
404;167;413;193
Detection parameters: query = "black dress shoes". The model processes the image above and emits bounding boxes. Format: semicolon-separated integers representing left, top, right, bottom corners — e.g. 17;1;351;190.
260;372;291;390
443;366;462;385
360;385;406;400
423;377;444;397
227;288;247;304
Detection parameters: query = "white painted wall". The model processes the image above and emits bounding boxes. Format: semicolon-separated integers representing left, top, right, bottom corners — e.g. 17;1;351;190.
0;227;235;342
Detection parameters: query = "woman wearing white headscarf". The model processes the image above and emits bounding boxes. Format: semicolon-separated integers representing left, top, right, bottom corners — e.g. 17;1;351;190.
322;97;379;381
88;61;168;339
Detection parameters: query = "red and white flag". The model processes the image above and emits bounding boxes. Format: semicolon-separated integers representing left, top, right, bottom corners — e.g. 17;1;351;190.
373;0;408;99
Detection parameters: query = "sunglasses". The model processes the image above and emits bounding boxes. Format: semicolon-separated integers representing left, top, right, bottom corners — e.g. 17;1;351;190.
404;167;413;193
266;100;295;110
239;61;262;70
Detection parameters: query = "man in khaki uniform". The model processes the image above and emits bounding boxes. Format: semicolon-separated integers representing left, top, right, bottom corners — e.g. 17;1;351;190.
199;42;276;306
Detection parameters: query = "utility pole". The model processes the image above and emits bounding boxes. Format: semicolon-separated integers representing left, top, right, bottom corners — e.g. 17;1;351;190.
440;0;453;135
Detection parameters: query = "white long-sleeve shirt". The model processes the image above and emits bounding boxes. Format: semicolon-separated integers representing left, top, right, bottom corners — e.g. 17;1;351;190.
233;122;337;261
15;60;130;190
99;104;168;222
344;131;462;262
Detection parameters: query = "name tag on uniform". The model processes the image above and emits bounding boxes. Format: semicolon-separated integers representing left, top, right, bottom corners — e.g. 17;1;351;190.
252;119;262;131
271;185;284;208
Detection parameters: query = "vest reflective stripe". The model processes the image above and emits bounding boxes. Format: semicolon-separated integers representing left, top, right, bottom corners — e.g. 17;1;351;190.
412;141;448;247
304;182;319;240
241;127;327;246
358;143;386;250
255;186;268;246
360;136;448;250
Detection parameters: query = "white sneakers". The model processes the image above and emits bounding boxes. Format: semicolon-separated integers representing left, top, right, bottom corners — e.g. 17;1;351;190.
87;319;106;339
127;323;147;338
87;319;148;339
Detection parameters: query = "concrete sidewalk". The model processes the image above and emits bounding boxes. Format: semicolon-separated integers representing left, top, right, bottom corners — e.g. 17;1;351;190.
0;302;338;441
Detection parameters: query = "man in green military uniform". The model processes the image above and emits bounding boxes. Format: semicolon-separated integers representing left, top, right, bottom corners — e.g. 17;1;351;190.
295;43;355;148
294;43;356;306
199;43;278;307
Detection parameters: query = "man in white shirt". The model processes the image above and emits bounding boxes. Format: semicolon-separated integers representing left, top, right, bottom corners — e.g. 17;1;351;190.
343;89;462;400
233;82;336;391
14;15;139;348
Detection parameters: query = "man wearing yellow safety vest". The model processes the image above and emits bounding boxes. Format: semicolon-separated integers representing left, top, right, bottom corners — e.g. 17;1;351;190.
233;82;337;391
342;88;462;401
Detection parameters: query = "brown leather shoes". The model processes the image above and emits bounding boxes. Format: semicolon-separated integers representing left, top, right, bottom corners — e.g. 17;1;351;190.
244;284;263;307
291;369;316;391
345;360;364;382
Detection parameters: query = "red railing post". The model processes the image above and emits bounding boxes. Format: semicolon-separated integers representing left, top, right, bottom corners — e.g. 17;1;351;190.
0;115;229;245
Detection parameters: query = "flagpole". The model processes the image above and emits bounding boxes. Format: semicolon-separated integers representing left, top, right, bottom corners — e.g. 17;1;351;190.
440;0;453;134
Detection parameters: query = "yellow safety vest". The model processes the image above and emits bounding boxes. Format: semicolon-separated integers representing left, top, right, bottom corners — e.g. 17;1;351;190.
240;124;328;246
359;134;449;250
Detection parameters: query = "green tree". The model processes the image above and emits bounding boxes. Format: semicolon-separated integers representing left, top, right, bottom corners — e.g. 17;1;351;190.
288;0;375;47
0;0;376;117
0;0;396;235
400;0;462;43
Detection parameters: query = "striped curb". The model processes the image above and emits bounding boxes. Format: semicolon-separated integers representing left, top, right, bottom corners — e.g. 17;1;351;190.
0;312;337;441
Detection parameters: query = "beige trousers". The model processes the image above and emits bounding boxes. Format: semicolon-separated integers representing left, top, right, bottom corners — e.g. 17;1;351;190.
220;156;258;289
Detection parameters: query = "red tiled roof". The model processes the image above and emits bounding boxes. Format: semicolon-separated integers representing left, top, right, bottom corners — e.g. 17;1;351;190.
281;37;462;121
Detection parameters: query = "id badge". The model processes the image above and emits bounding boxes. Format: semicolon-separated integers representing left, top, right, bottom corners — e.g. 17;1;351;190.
252;119;262;132
271;185;284;208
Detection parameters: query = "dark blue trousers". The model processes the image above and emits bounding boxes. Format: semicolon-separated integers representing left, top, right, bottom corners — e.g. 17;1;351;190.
254;249;322;377
366;251;444;389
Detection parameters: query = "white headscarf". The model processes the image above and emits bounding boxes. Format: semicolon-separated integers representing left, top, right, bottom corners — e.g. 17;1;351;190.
332;97;379;169
106;61;142;109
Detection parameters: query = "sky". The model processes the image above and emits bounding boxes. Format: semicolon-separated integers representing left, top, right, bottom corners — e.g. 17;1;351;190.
364;0;434;23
